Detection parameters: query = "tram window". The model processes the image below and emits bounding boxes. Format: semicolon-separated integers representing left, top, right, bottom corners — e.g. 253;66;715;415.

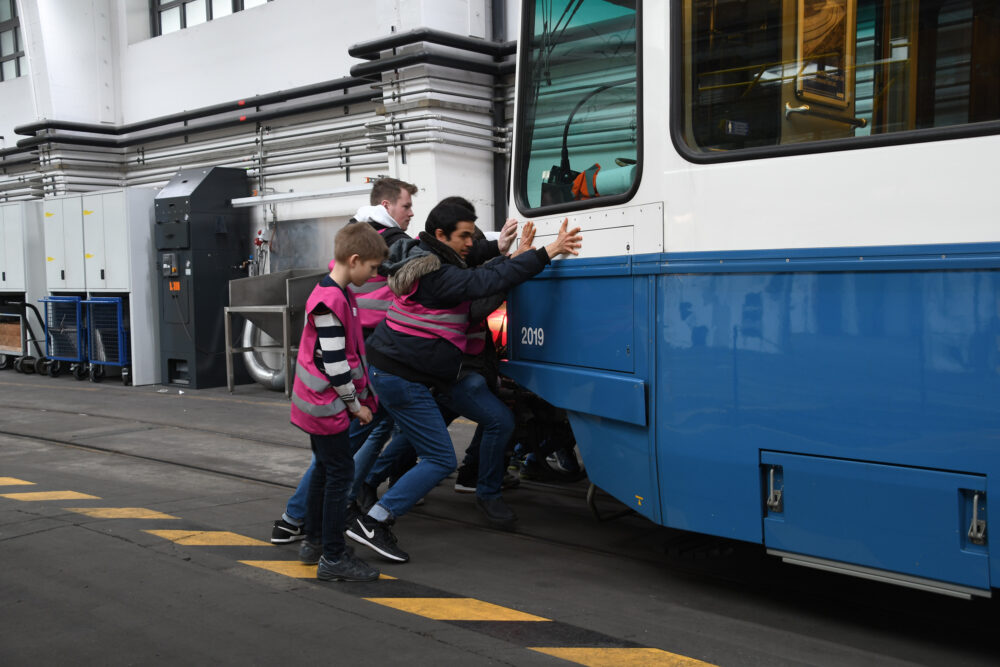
680;0;1000;153
515;0;639;212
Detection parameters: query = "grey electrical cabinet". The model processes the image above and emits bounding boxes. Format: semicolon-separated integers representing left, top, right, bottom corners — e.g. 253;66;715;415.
155;167;250;389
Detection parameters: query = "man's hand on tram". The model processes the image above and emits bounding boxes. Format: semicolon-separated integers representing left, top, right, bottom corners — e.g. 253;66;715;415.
545;218;583;258
497;218;518;254
512;220;536;257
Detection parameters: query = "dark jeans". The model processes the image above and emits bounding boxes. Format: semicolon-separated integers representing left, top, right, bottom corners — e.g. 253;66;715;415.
437;372;514;498
304;430;353;560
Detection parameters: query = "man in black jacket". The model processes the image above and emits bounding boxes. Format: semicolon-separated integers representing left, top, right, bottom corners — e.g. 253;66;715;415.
346;200;582;562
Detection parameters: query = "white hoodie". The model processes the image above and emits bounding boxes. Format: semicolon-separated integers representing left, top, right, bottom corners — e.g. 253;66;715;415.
353;204;399;228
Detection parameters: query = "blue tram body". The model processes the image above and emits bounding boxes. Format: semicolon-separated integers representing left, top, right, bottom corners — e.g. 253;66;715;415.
505;246;998;595
506;0;1000;599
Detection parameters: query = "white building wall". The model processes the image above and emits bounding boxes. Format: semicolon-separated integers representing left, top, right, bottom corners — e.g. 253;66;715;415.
119;0;396;122
3;0;516;231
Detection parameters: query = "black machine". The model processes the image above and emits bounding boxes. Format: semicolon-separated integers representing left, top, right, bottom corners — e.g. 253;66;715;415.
155;167;250;388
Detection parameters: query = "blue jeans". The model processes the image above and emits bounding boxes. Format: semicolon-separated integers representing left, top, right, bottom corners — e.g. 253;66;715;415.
349;410;395;502
285;412;391;523
304;431;353;560
437;372;514;499
367;364;457;519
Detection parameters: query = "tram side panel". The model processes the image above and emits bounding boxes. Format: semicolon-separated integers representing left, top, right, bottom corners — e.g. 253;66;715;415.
505;261;662;526
654;265;998;591
508;259;997;592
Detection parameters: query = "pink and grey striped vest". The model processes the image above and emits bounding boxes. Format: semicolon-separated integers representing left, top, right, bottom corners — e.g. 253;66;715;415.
465;320;489;356
385;281;470;351
290;282;377;435
328;228;393;330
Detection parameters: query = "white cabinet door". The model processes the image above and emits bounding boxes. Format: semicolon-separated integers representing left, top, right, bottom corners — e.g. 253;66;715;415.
43;200;66;289
1;205;26;291
60;198;86;290
82;194;106;290
102;191;129;290
83;191;130;292
44;198;86;291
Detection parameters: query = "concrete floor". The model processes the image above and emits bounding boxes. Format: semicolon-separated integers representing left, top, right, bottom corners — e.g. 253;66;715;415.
1;371;997;666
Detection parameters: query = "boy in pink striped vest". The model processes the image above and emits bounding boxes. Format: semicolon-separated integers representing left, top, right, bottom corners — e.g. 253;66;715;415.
289;223;386;582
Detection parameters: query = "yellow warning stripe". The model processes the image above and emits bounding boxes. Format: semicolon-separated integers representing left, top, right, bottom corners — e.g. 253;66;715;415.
240;560;396;580
67;507;179;519
1;490;100;501
530;647;717;666
364;597;549;622
0;477;35;486
144;530;269;546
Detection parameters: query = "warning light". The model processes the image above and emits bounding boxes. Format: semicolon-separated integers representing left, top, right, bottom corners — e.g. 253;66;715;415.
238;100;246;106
239;115;247;122
487;302;507;347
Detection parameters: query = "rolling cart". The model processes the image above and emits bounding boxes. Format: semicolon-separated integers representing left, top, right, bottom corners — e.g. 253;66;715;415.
83;297;131;384
40;296;88;380
0;301;46;373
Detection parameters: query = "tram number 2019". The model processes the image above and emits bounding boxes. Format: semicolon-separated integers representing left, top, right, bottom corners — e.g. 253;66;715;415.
520;326;545;346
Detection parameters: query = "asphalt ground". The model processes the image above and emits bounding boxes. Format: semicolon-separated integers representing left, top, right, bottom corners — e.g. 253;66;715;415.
1;371;998;666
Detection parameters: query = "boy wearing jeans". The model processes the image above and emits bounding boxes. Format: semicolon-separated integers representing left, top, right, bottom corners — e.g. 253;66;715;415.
289;223;386;581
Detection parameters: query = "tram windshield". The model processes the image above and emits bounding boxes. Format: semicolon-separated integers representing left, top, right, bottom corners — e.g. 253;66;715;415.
515;0;639;211
681;0;1000;152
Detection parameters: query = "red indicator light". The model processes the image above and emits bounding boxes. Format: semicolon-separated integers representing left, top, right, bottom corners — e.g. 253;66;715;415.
238;100;246;106
487;303;507;347
239;115;247;122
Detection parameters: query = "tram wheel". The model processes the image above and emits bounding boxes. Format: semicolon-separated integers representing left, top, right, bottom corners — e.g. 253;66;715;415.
0;354;11;370
89;364;105;383
49;360;63;377
36;358;50;376
71;363;88;381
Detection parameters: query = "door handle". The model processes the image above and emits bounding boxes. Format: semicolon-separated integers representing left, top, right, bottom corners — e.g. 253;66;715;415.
785;102;867;128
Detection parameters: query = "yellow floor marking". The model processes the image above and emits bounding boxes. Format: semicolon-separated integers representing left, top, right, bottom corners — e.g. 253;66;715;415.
0;477;35;486
66;507;179;519
364;598;550;622
144;530;270;546
239;560;396;580
529;647;717;667
1;490;100;501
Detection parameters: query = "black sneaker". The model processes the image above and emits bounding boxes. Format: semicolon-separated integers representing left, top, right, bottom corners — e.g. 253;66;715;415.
317;553;380;582
454;467;476;493
501;472;520;490
454;479;476;493
475;496;517;531
346;514;410;563
298;540;322;565
271;518;306;544
457;471;519;494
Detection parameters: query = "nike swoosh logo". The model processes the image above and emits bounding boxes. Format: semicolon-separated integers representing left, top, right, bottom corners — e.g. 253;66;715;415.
360;522;375;539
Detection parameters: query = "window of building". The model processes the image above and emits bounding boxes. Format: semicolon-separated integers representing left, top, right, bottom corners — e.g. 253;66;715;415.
678;0;1000;157
0;0;25;81
153;0;273;36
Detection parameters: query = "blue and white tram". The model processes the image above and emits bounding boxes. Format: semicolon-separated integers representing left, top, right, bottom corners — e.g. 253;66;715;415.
502;0;1000;597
